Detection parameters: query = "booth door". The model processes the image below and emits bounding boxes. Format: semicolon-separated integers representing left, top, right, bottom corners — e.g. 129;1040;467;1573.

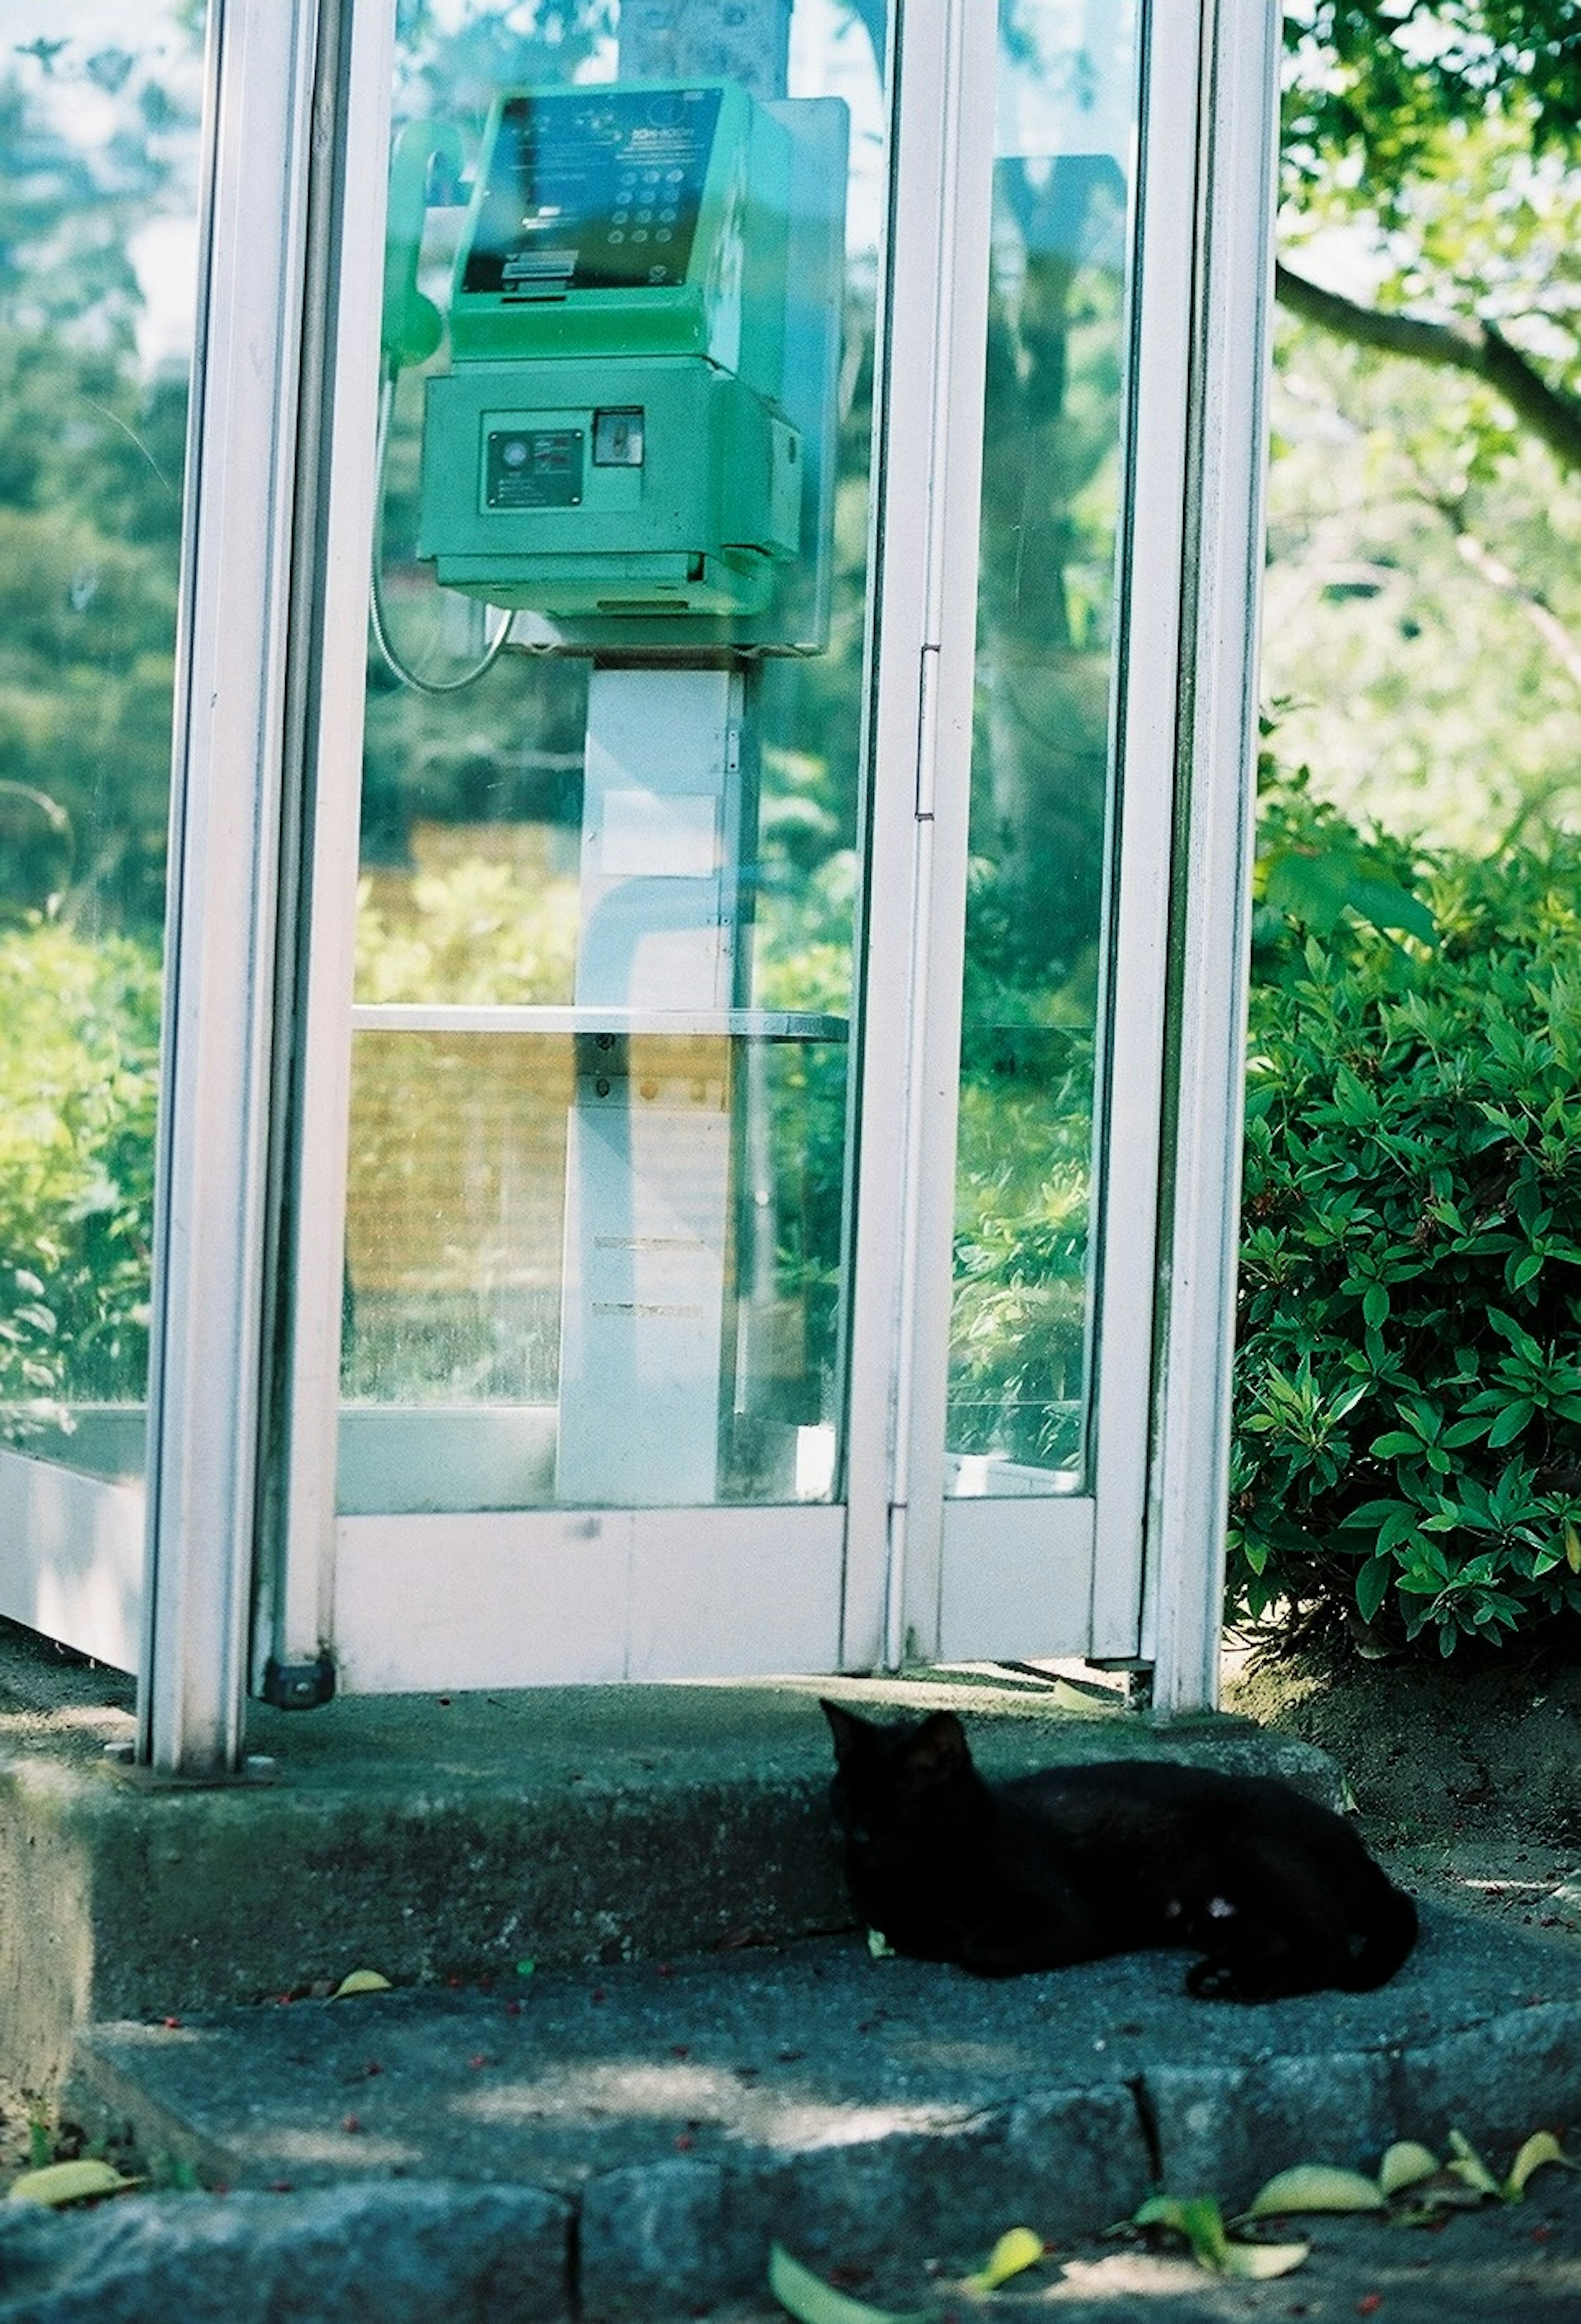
263;0;1189;1696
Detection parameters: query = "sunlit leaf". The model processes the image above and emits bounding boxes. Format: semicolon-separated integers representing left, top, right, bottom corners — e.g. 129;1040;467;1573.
9;2159;140;2207
1220;2238;1310;2280
1049;1678;1122;1715
1248;2165;1385;2216
1504;2131;1578;2200
332;1969;393;1997
1445;2130;1500;2196
1378;2141;1441;2197
1134;2193;1230;2269
767;2242;930;2324
963;2226;1044;2291
1132;2195;1187;2233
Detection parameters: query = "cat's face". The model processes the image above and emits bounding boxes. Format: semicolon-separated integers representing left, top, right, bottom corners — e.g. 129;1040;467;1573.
819;1699;977;1855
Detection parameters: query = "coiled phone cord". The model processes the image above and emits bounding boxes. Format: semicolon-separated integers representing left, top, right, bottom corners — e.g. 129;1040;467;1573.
369;365;515;695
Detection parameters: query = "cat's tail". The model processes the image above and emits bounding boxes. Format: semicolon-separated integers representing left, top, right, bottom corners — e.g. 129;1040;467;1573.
1339;1873;1418;1992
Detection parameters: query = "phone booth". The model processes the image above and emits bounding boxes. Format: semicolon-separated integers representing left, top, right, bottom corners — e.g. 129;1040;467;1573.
0;0;1280;1777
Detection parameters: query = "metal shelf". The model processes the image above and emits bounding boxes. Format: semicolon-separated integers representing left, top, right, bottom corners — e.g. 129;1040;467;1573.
350;1004;849;1041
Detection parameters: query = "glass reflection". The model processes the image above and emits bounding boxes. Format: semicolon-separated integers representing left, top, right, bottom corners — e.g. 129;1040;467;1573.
948;0;1139;1494
0;9;208;1479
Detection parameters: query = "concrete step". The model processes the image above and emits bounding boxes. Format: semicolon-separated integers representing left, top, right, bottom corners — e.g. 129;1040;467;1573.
0;1631;1344;2103
61;1911;1581;2321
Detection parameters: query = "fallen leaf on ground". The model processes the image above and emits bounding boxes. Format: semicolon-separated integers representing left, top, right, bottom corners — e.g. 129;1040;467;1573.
1220;2238;1311;2280
1445;2130;1501;2197
963;2226;1044;2291
331;1969;392;1998
1504;2131;1579;2200
866;1930;896;1960
9;2160;140;2207
1135;2194;1226;2269
1247;2165;1385;2217
767;2241;930;2324
1378;2142;1441;2197
1135;2193;1308;2279
1387;2170;1489;2225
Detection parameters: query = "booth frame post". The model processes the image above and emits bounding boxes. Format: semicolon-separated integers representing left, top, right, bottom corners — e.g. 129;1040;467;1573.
1145;0;1282;1717
839;0;998;1671
138;0;325;1776
258;0;396;1697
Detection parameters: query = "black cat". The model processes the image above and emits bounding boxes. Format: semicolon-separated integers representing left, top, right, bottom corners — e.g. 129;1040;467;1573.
820;1699;1417;2002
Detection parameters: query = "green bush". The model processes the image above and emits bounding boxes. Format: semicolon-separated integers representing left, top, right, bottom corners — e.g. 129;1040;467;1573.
0;920;161;1430
1231;764;1581;1656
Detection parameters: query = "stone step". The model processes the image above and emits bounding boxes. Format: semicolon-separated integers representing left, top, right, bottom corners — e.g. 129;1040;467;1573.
0;1637;1343;2102
60;1909;1581;2321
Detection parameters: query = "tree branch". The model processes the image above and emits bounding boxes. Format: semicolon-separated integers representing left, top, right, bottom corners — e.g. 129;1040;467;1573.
1275;259;1581;478
1450;525;1581;693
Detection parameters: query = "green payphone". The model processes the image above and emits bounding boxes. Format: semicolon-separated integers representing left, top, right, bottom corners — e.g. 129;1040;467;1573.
382;81;842;640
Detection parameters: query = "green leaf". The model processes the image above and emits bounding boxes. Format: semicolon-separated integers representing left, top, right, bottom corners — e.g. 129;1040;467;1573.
1220;2238;1311;2280
1264;849;1357;934
1343;876;1438;945
1135;2194;1230;2270
1485;1399;1536;1448
1247;2165;1386;2217
332;1969;392;1998
9;2161;140;2207
767;2247;931;2324
1356;1557;1392;1625
1445;2131;1501;2198
963;2227;1045;2292
1487;1311;1545;1363
1378;2142;1441;2197
1503;2132;1579;2200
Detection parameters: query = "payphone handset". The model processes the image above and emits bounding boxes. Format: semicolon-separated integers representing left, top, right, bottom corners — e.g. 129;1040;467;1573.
380;81;847;658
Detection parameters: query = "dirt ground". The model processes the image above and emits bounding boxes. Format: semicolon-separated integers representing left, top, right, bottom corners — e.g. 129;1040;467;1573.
1223;1640;1581;1950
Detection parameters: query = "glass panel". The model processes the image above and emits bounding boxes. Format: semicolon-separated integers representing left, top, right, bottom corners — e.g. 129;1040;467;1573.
342;0;886;1511
0;10;208;1481
947;0;1140;1496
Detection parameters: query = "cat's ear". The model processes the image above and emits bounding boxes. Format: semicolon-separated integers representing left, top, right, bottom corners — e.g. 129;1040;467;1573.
820;1698;872;1763
904;1709;972;1785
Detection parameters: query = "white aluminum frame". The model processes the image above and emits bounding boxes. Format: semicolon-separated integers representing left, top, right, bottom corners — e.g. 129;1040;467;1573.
139;0;324;1773
1146;0;1282;1713
122;0;1279;1729
261;0;396;1691
839;0;998;1671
